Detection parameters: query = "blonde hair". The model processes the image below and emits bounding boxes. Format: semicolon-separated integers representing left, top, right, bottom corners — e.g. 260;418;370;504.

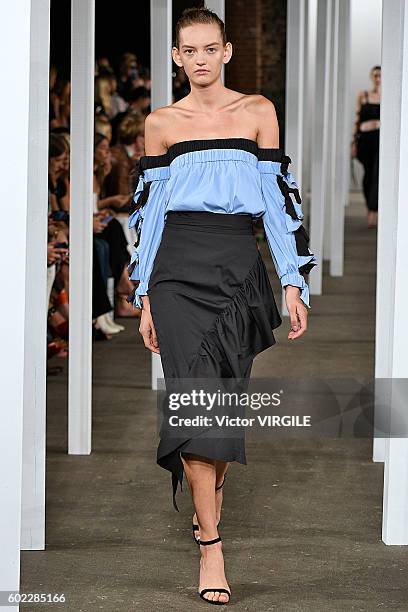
95;76;112;116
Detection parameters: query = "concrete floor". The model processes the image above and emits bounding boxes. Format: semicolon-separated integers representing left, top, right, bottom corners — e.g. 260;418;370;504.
21;194;408;611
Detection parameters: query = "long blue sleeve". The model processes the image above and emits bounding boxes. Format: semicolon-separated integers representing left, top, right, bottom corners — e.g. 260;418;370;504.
258;154;317;308
127;160;170;309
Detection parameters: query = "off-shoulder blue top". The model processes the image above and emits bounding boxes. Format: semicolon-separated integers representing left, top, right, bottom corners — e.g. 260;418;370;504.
127;138;317;309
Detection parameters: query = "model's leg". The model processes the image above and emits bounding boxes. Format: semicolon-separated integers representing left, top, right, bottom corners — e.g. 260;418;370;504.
368;138;379;224
191;459;229;543
181;452;230;604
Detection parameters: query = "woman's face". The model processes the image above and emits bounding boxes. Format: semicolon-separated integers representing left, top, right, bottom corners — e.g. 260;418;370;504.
94;138;110;164
49;153;65;176
371;68;381;87
172;23;232;86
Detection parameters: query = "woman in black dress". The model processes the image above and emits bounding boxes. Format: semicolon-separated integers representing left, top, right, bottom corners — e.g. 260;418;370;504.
129;7;317;605
351;66;381;228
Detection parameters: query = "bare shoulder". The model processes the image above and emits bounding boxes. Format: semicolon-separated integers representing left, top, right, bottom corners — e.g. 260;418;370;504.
143;106;175;155
243;94;279;147
245;94;278;119
144;103;193;154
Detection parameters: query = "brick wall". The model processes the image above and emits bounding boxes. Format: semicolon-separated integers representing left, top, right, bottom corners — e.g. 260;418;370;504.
225;0;287;147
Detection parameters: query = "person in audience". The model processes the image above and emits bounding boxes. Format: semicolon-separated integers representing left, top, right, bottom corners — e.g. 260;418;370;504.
117;52;144;101
93;133;140;318
105;114;144;198
95;74;114;119
107;71;128;119
47;53;153;361
95;109;113;142
53;77;71;129
110;90;149;145
49;65;60;129
48;134;68;212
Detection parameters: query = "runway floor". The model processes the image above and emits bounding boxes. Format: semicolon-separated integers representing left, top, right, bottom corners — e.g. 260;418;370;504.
21;193;408;611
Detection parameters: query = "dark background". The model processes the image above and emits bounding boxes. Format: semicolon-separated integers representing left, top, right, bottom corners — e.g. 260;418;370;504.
50;0;286;146
50;0;204;77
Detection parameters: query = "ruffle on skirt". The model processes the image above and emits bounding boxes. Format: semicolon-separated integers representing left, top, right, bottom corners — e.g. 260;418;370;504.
188;250;282;378
153;249;282;512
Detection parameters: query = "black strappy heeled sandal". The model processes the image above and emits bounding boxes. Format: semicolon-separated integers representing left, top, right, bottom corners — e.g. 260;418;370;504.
198;535;231;605
192;474;227;546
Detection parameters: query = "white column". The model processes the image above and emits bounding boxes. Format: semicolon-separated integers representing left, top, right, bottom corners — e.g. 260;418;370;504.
309;0;332;295
374;0;402;464
20;0;50;552
68;0;95;454
150;0;172;112
0;0;31;606
329;0;351;276
380;0;408;545
150;0;172;390
323;0;336;260
286;0;306;193
302;0;313;205
206;0;225;82
283;0;306;315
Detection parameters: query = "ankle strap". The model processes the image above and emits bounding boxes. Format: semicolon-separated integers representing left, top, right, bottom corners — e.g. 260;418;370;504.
215;474;226;491
199;536;221;546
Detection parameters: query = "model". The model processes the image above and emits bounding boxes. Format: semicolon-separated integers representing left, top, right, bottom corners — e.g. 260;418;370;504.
127;7;317;606
351;65;381;228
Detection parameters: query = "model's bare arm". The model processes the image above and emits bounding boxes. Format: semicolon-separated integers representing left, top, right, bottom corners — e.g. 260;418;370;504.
254;96;308;341
138;109;170;353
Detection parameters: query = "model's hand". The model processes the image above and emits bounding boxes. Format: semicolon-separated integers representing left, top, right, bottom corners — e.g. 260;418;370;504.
139;297;160;354
284;285;308;340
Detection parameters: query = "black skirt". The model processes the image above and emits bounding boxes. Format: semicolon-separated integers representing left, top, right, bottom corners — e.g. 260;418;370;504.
147;211;282;511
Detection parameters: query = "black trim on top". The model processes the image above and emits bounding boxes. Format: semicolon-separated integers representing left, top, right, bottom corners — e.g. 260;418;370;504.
257;147;286;162
167;137;260;162
138;138;286;169
139;152;170;171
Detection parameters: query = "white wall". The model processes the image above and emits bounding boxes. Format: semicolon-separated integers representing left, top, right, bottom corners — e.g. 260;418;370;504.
350;0;382;189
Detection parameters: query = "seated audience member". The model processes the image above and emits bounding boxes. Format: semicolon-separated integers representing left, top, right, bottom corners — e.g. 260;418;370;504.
117;52;144;102
110;88;150;145
94;133;140;318
104;114;144;199
95;107;113;142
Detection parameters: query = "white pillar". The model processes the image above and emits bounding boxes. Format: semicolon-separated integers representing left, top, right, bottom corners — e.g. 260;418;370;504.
283;0;306;315
309;0;332;295
150;0;172;390
21;0;51;552
150;0;172;112
302;0;314;205
286;0;306;197
374;0;402;446
0;0;31;606
323;0;336;261
206;0;225;83
68;0;95;454
379;0;408;545
329;0;351;276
